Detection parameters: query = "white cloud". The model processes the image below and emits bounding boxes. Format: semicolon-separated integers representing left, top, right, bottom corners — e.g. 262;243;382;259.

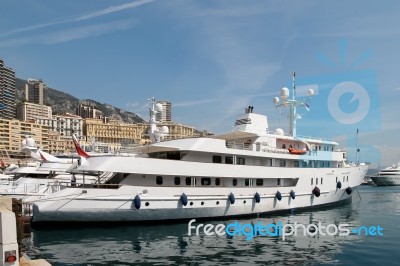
174;98;218;107
0;20;136;48
43;20;136;44
0;0;154;38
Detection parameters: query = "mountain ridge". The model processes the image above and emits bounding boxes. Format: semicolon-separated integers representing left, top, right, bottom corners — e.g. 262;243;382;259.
15;78;146;124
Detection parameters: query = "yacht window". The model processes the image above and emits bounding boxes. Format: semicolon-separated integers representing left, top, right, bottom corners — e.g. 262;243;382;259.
233;179;237;186
294;161;299;167
225;156;234;164
237;157;245;165
174;176;181;185
279;160;286;167
347;176;349;181
212;155;222;163
215;178;221;186
282;144;286;149
331;147;334;151
316;178;319;185
256;179;264;186
186;177;191;185
277;178;281;186
201;178;211;186
343;176;345;182
321;178;323;184
302;161;307;167
156;176;163;185
336;177;338;183
245;179;250;186
311;178;313;185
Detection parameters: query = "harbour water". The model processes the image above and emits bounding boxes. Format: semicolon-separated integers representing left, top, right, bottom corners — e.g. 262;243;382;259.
23;186;400;265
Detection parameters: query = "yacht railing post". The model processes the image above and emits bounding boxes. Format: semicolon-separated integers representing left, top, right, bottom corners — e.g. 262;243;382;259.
83;171;85;188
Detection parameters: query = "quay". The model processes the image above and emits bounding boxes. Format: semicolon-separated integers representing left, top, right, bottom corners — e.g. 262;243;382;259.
0;197;50;266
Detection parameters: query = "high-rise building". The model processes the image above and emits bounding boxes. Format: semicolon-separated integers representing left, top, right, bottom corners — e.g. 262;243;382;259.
156;100;171;122
0;59;16;119
25;78;47;105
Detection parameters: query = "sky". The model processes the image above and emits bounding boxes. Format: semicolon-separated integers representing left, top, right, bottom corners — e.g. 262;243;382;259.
1;0;399;167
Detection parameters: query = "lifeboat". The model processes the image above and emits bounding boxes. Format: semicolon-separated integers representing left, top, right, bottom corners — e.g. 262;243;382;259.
288;148;307;155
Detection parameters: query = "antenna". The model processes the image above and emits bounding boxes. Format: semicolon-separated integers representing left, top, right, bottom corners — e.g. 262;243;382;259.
273;72;314;137
356;129;360;164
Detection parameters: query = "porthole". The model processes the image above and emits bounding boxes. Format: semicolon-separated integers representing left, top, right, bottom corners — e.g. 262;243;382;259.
145;202;149;207
216;201;220;205
201;202;204;205
243;200;246;204
190;202;193;206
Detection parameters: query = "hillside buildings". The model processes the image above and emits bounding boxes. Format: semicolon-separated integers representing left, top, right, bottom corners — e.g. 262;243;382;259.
0;118;49;156
17;102;53;121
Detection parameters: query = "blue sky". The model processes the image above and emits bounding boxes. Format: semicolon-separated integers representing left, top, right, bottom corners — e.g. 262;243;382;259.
1;0;399;167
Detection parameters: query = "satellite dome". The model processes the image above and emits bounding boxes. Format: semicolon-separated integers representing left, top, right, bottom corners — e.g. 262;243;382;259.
155;103;163;112
275;128;284;136
26;137;36;147
161;126;169;134
308;88;315;96
281;87;289;99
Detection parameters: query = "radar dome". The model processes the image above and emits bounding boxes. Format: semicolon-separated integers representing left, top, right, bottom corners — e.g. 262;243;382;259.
161;126;169;134
273;97;280;104
21;139;27;148
155;103;163;112
26;137;36;147
281;87;289;100
275;128;284;136
308;88;315;96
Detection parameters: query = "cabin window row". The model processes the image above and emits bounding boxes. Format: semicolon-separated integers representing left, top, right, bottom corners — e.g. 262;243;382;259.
212;155;245;165
156;176;221;186
155;176;282;187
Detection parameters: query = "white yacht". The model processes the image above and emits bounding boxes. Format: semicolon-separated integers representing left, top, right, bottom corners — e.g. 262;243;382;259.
32;74;368;223
370;161;400;186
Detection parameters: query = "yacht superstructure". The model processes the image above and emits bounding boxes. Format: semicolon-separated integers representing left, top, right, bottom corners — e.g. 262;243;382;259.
370;161;400;186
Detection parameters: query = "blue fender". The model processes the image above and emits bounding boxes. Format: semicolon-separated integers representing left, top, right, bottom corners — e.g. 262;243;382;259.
180;193;188;206
290;190;296;200
275;191;282;201
228;192;235;204
254;192;261;203
134;195;141;209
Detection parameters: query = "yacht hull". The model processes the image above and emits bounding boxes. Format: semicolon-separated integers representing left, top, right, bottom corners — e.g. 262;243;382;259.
370;176;400;186
32;165;368;223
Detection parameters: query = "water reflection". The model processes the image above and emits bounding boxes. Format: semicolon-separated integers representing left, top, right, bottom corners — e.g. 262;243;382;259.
23;187;400;266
